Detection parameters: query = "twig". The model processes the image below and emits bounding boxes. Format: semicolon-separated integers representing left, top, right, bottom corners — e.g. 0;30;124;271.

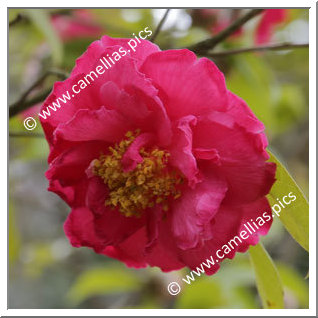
18;69;68;103
150;9;171;42
9;132;44;138
9;88;52;119
9;13;26;27
9;69;68;118
188;9;264;54
203;42;309;58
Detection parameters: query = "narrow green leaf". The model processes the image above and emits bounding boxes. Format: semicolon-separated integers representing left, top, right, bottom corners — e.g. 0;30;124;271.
175;278;226;309
9;201;21;263
24;9;63;66
67;266;140;305
276;262;309;308
268;150;309;251
249;243;284;309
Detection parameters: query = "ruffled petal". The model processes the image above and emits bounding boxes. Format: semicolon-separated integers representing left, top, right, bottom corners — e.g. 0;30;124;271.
46;140;107;185
169;171;227;250
64;207;106;251
121;133;154;172
85;176;145;245
48;179;74;206
176;197;272;274
100;82;172;146
168;115;200;187
71;35;159;76
39;74;93;140
140;49;228;119
103;226;185;272
41;42;160;138
193;113;276;205
54;107;129;143
227;91;265;134
102;228;149;269
100;35;160;67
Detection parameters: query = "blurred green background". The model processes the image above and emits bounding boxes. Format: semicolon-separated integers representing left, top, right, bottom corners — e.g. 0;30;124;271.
8;8;309;309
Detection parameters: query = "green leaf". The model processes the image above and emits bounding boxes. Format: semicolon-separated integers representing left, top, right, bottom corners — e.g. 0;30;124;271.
23;243;55;278
175;277;226;309
273;84;306;133
24;9;63;66
249;243;284;309
268;150;309;251
67;266;140;306
277;262;309;308
9;201;21;264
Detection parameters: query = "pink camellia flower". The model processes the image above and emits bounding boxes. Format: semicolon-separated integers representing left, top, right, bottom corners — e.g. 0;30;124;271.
209;9;244;38
192;9;243;39
40;36;276;274
255;9;289;45
192;9;288;45
51;9;103;42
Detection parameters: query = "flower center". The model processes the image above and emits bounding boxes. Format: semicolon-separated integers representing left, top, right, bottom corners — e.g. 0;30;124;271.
93;130;183;217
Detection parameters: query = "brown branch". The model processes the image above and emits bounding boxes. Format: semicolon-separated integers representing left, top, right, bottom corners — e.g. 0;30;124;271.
9;88;52;119
203;42;309;58
187;9;264;54
9;69;68;118
18;69;68;103
9;13;27;27
9;132;44;138
150;9;171;42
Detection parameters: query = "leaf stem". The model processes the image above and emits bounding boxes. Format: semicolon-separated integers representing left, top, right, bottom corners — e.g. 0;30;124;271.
150;9;171;43
9;69;68;118
9;131;44;138
202;42;309;58
9;13;27;27
187;9;264;54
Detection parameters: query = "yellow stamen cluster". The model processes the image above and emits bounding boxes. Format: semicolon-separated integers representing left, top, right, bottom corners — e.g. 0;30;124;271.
93;130;183;217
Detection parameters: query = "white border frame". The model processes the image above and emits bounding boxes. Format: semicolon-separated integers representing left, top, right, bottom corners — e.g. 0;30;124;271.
3;1;316;316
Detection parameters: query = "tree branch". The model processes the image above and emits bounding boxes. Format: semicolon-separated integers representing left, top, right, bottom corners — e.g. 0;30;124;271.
9;69;68;118
187;9;264;54
9;13;27;27
9;132;44;138
203;42;309;58
150;9;171;43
